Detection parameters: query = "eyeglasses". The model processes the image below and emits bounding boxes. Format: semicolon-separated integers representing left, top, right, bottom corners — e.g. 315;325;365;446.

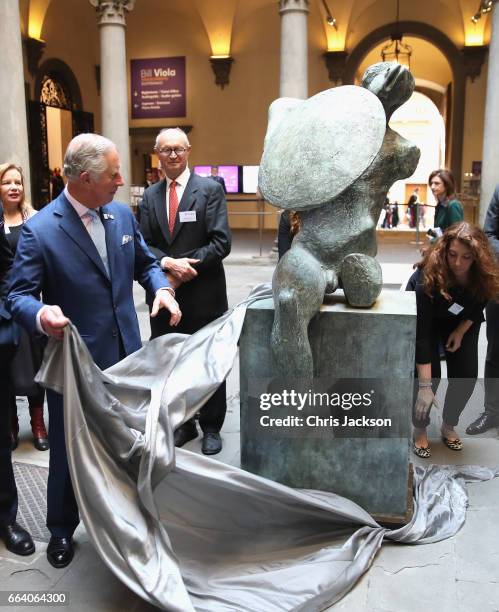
156;147;188;156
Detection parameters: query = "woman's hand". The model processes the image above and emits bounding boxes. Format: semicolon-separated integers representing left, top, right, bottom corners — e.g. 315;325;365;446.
445;329;464;353
446;320;473;353
415;382;439;421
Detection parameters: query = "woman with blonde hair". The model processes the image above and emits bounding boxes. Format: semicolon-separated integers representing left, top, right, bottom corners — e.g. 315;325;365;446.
0;163;48;451
407;222;499;457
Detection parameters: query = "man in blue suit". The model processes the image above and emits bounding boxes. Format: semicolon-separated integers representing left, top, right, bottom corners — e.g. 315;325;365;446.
7;133;181;568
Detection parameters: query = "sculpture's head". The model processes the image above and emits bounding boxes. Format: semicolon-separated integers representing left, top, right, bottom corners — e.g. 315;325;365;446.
361;62;414;120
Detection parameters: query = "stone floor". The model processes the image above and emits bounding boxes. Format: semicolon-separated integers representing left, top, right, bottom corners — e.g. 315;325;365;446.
2;231;499;611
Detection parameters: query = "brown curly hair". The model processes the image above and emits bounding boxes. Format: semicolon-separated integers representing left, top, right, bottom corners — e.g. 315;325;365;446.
289;211;301;235
420;222;499;302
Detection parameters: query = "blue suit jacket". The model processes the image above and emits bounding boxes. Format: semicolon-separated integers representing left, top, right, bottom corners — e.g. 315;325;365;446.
7;193;168;369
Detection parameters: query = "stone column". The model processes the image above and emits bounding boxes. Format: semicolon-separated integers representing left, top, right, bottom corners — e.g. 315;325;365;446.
0;0;31;200
90;0;134;205
480;1;499;223
279;0;309;99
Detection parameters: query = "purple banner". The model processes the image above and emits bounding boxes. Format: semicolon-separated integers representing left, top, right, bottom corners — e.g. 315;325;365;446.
131;57;186;119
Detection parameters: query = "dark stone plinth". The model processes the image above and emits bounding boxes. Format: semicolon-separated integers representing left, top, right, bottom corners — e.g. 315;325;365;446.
239;289;416;520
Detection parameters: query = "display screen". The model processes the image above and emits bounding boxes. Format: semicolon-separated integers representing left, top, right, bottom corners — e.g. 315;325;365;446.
194;165;239;193
242;166;259;194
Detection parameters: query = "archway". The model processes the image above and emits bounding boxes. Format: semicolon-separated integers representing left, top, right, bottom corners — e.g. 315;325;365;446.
29;59;93;208
343;21;465;191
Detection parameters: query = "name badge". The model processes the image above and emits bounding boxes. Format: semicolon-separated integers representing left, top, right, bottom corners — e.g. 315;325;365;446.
179;211;196;223
448;302;464;315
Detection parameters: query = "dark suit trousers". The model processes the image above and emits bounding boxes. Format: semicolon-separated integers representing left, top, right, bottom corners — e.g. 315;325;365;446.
484;300;499;417
150;311;226;433
47;336;127;538
46;390;79;538
0;358;17;527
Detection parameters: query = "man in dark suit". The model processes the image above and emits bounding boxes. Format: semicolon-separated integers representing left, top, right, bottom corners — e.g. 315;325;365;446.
140;128;231;455
7;133;181;568
210;165;227;194
467;184;499;435
0;217;35;557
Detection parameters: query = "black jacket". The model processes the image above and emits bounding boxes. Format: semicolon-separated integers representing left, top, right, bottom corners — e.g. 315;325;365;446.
139;173;231;328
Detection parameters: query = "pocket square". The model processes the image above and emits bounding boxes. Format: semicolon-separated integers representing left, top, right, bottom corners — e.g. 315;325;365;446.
121;234;133;245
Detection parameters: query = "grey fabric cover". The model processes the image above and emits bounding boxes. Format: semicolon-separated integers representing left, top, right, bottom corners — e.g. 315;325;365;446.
36;285;499;611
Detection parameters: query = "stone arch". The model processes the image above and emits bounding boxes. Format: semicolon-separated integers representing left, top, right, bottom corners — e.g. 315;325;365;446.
343;21;465;189
34;58;83;111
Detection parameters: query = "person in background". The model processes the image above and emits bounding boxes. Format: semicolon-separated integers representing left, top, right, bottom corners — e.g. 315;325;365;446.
407;187;419;228
50;167;64;200
144;169;154;188
381;198;392;228
429;169;463;232
407;222;499;458
467;183;499;435
0;163;48;451
278;210;301;259
209;165;227;194
0;215;35;556
391;201;399;228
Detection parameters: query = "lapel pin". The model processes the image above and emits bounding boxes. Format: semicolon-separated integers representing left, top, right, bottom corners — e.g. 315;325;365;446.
103;213;114;220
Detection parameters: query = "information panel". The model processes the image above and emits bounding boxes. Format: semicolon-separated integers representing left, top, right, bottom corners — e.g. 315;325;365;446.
194;165;240;194
131;57;186;119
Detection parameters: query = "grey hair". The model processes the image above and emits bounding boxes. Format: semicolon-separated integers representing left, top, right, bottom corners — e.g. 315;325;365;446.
63;133;116;181
154;127;190;149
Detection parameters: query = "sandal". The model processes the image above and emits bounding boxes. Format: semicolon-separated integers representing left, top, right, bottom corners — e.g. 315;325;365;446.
442;436;463;451
412;442;431;458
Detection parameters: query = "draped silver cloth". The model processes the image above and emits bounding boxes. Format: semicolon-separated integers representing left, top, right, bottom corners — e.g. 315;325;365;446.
36;285;499;611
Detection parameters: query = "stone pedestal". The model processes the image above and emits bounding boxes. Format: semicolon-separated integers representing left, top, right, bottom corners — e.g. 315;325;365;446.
239;289;416;521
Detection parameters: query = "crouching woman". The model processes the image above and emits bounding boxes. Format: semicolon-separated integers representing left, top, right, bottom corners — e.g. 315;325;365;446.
408;222;499;457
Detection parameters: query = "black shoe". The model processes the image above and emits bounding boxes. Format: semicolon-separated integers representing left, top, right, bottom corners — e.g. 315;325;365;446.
33;436;49;451
174;424;198;448
466;412;499;435
46;537;74;568
201;432;222;455
0;523;35;556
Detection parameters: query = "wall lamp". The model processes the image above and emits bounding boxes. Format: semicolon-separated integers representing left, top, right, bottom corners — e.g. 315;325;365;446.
321;0;338;30
471;0;494;23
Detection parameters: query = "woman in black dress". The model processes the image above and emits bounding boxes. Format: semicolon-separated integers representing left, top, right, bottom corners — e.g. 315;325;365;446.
0;163;48;450
408;222;499;457
0;216;35;554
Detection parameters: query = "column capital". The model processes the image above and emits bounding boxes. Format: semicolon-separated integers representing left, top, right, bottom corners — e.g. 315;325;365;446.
89;0;135;26
279;0;309;15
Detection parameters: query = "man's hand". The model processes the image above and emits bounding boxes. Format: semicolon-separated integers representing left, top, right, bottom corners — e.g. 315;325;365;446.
151;289;182;326
40;305;70;340
161;256;199;282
